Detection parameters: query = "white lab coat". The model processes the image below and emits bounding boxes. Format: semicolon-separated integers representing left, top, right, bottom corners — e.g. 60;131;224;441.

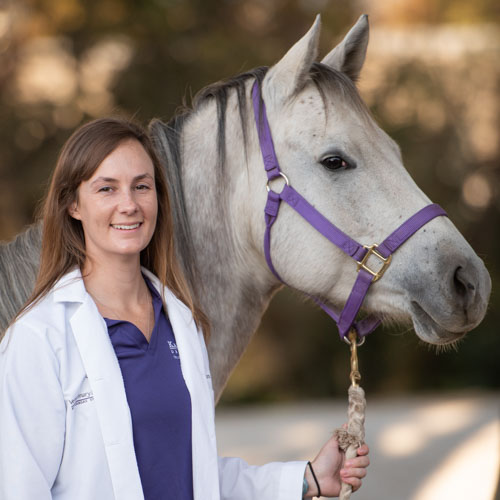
0;268;306;500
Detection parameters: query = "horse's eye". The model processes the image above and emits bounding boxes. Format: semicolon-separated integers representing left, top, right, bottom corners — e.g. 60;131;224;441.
320;155;349;171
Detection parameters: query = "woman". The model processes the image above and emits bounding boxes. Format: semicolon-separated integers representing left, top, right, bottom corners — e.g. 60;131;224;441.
0;117;369;500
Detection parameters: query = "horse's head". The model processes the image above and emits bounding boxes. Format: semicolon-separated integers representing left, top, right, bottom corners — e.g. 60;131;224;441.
251;15;491;345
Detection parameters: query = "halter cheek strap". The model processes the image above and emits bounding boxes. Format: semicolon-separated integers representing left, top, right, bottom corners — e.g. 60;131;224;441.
253;81;447;340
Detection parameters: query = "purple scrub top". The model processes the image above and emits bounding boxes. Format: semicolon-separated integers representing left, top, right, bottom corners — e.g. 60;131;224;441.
104;277;194;500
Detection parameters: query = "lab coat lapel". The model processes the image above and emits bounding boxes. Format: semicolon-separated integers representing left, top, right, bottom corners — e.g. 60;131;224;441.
57;271;144;500
145;271;220;500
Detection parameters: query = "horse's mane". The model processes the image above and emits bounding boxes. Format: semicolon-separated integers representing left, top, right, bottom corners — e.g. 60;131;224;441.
157;62;369;168
149;63;370;295
0;223;42;333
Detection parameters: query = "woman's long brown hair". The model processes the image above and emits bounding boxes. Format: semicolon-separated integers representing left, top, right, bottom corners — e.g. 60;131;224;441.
12;117;209;339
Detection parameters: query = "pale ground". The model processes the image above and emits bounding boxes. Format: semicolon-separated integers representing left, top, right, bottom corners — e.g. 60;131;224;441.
215;392;499;500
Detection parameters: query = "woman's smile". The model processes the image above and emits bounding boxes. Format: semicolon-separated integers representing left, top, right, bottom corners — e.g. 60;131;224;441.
111;222;143;230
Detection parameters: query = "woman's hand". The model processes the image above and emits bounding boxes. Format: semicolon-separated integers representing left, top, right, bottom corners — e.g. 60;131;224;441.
303;434;370;498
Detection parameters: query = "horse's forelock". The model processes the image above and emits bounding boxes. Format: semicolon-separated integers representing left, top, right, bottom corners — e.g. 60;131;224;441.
306;62;373;125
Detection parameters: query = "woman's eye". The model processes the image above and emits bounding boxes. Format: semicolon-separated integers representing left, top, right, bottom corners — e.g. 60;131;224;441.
98;186;113;193
136;184;150;191
320;155;349;171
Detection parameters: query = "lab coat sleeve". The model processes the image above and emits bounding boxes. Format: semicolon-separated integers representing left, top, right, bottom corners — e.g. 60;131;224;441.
196;330;307;499
0;323;66;500
218;456;307;500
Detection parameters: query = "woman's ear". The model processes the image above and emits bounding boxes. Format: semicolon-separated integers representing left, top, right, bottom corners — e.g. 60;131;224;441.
68;201;81;220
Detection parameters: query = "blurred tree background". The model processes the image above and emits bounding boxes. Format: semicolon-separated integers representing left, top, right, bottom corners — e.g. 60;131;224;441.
0;0;498;404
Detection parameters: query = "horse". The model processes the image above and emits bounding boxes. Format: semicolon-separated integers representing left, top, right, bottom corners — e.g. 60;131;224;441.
0;15;491;401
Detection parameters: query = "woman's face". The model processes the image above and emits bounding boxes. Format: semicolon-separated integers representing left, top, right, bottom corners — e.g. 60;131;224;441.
69;139;158;265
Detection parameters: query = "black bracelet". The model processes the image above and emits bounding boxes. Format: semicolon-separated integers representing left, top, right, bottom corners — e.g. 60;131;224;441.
307;461;322;498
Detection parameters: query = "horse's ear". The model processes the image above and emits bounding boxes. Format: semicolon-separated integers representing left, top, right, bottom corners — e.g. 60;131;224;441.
321;14;369;82
265;15;321;103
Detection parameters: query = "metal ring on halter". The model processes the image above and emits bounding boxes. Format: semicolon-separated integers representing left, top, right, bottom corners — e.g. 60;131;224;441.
343;331;365;347
266;172;290;193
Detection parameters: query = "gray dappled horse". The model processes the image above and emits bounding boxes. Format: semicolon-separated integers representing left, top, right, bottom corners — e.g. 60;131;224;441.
0;16;491;400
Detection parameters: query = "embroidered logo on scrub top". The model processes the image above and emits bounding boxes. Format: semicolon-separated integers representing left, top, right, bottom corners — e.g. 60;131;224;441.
70;392;94;410
167;340;180;360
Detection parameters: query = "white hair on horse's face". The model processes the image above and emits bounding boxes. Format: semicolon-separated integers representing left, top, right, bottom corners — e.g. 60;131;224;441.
257;15;490;346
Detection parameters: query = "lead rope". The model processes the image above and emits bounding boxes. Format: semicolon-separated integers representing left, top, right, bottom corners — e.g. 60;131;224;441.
333;330;366;500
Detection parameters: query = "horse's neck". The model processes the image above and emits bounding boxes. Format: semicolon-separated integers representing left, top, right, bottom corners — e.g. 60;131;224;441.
180;89;278;400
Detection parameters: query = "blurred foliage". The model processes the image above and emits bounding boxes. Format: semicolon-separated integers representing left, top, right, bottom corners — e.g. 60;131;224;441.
0;0;498;404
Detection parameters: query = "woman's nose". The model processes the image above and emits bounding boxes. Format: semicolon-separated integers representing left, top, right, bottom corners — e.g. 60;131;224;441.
118;191;139;213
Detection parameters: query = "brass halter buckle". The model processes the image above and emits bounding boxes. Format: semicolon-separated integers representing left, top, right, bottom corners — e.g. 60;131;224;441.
356;244;392;282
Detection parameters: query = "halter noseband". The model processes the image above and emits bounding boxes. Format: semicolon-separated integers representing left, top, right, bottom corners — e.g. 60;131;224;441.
252;80;447;341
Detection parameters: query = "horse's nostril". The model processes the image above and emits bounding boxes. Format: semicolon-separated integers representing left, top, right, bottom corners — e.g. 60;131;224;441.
453;267;467;297
453;266;476;307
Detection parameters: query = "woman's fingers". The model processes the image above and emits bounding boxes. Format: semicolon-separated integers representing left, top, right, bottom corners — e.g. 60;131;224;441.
344;455;370;469
341;467;367;479
341;476;363;492
356;443;370;455
340;449;370;492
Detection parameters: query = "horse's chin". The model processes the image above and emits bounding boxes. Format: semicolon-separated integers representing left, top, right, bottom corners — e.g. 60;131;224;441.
319;295;467;346
409;301;468;345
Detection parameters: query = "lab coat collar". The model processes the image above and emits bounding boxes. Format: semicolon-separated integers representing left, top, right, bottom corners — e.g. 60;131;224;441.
52;267;87;304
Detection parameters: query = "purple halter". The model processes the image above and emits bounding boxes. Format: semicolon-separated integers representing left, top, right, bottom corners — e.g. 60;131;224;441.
252;80;447;341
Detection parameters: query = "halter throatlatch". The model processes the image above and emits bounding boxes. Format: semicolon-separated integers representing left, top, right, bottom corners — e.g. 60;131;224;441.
252;80;447;341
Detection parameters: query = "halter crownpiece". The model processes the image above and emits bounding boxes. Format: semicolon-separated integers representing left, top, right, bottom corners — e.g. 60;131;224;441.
252;80;448;341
